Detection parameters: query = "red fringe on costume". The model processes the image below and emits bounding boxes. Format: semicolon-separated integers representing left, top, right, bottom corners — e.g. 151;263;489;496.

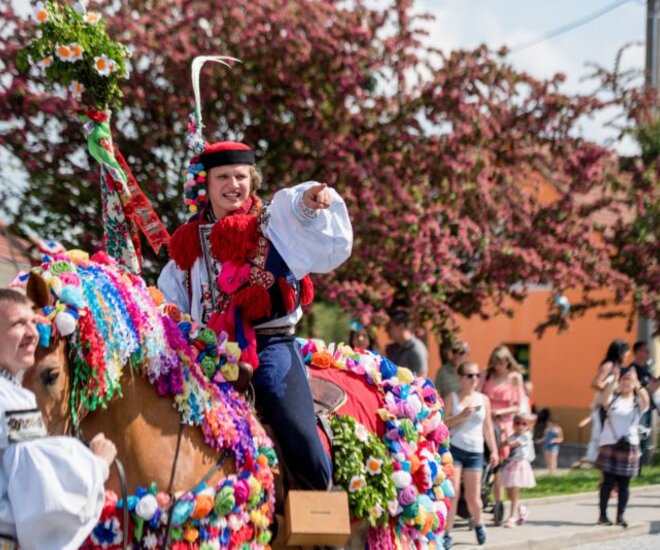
240;347;260;370
234;285;271;321
168;221;202;270
210;214;259;264
300;275;314;306
278;276;296;313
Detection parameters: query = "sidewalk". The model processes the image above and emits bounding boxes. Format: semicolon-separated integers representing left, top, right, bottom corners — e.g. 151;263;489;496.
450;484;660;549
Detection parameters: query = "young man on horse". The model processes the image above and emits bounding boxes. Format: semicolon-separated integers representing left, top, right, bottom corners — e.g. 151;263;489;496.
0;288;117;549
158;141;353;492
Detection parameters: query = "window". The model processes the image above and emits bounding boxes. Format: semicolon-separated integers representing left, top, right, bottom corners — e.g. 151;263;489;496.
505;343;530;380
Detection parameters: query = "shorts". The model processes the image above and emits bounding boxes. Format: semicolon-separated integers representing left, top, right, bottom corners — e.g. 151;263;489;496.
450;444;484;471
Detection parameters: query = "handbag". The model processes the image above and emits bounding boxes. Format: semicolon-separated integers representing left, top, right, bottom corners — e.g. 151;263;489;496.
604;394;640;451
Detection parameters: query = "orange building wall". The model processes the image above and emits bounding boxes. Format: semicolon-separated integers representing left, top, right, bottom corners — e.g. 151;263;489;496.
427;288;637;442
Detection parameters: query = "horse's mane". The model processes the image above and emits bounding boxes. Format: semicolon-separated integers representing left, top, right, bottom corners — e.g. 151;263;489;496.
31;249;270;464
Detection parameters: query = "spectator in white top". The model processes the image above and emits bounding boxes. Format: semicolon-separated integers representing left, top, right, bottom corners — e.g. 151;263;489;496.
442;362;498;548
596;366;650;527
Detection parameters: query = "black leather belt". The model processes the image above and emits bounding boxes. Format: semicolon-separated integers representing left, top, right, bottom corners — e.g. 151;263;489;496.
255;326;295;336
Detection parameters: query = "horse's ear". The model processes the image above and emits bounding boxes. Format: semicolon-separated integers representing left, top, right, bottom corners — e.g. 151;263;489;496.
27;272;52;309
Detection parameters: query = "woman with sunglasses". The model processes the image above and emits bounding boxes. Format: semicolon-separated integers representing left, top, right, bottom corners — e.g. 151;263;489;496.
442;362;499;548
480;344;525;523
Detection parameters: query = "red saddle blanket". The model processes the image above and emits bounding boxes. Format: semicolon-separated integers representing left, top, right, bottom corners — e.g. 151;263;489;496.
310;366;385;454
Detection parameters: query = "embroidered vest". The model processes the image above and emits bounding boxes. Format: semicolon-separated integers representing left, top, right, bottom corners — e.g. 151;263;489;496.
167;201;314;367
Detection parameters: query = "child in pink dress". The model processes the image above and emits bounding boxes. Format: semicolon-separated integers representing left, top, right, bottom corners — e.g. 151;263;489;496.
502;413;536;528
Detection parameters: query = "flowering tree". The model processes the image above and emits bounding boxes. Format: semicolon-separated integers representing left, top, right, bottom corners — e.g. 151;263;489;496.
591;57;660;331
0;0;653;330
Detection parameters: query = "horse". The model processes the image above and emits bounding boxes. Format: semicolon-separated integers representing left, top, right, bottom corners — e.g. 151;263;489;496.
22;250;276;549
22;248;453;549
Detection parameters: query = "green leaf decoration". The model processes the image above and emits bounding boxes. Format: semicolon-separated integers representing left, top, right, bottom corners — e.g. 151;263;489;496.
329;414;396;527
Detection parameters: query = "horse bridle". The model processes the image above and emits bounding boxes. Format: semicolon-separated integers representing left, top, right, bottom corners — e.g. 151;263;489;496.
64;345;230;549
62;344;130;550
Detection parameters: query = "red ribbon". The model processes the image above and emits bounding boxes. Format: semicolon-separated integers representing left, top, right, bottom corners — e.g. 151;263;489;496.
114;149;171;254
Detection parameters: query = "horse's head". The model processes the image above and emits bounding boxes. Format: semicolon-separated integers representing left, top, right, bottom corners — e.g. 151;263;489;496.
22;271;72;436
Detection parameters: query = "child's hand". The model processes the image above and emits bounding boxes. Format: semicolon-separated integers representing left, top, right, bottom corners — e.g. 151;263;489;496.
303;183;332;210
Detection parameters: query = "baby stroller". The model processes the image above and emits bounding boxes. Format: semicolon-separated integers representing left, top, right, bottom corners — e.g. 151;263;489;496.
456;425;505;526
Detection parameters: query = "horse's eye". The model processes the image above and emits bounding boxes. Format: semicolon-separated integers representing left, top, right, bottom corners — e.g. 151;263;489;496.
40;368;60;387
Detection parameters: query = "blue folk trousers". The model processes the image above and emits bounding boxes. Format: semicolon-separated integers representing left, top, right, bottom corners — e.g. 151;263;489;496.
254;334;332;491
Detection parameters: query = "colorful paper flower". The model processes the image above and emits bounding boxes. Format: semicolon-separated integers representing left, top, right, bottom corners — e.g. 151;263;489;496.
93;55;114;76
69;81;84;100
55;44;73;62
310;350;332;369
85;11;102;24
354;422;369;443
69;43;84;61
348;475;366;493
38;55;53;68
31;2;49;24
366;456;383;475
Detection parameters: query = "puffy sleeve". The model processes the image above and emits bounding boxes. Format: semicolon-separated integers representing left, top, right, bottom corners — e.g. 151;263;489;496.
2;436;108;550
158;259;191;314
263;181;353;279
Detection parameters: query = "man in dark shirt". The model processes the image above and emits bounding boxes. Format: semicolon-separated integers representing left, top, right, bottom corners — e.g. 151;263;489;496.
385;309;429;377
628;341;655;473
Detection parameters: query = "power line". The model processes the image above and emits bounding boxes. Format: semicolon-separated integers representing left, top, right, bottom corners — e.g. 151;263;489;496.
510;0;635;54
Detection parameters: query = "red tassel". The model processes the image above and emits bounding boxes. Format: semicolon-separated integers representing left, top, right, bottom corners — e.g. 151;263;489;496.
234;284;271;320
278;276;296;313
210;214;259;264
300;275;314;306
168;221;202;270
240;346;260;370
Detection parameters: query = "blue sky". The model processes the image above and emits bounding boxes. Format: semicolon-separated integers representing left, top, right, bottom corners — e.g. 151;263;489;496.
415;0;644;90
412;0;646;147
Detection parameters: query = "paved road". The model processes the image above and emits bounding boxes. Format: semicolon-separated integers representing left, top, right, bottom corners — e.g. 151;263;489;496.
450;485;660;549
573;533;660;550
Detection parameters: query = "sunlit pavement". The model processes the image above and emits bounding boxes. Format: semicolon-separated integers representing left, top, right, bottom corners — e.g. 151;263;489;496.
449;485;660;549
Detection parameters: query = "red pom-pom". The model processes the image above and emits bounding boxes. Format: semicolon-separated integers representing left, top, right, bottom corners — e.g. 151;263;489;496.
234;284;271;320
210;214;259;264
278;276;296;313
89;250;117;266
300;275;314;306
168;221;202;270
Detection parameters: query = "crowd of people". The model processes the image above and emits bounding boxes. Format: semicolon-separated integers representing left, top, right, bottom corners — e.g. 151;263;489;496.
371;310;656;548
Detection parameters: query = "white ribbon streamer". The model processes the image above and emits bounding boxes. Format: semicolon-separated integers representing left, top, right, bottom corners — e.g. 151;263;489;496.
191;55;242;128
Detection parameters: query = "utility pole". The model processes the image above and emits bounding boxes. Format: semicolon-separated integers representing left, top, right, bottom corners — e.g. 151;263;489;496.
642;2;658;348
646;0;660;87
643;0;659;467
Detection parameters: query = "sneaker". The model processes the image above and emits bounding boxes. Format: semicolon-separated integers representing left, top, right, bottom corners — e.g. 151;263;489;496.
517;505;529;525
475;523;487;545
503;517;517;528
597;517;613;526
442;533;454;549
616;517;628;528
493;500;504;526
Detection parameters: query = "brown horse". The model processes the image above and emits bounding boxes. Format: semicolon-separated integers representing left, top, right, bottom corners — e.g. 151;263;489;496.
24;272;240;494
21;254;277;548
